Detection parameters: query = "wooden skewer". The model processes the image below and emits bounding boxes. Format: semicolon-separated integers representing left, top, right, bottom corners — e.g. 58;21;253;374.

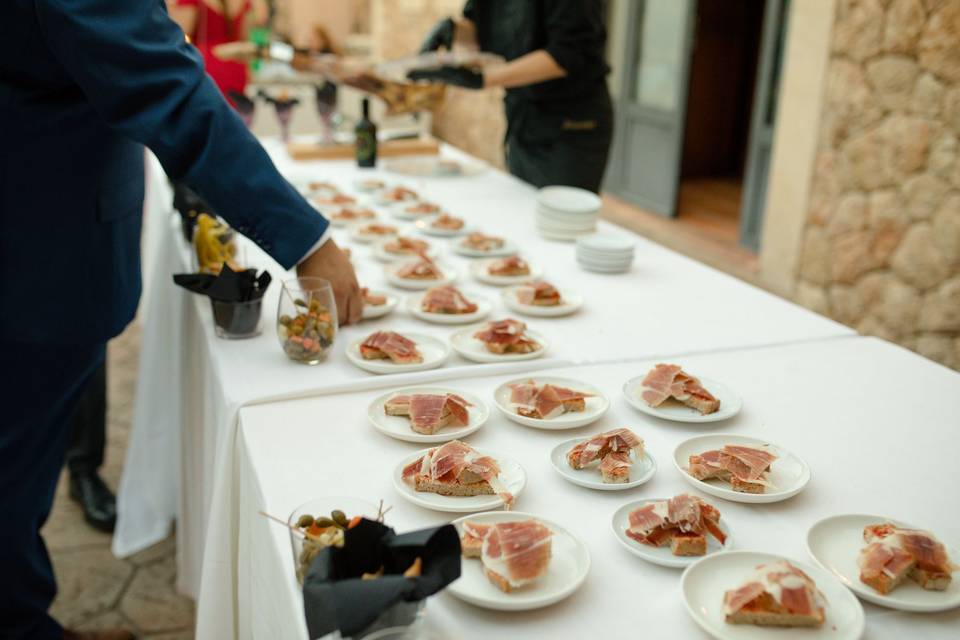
259;511;306;539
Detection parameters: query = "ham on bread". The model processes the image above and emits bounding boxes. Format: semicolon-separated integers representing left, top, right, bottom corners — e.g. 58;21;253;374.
461;232;505;252
421;286;478;314
384;393;472;435
473;319;540;355
403;201;440;216
509;380;593;419
567;428;643;483
401;440;514;508
688;444;777;493
459;519;552;592
381;186;418;202
515;281;562;306
488;255;530;277
859;523;957;594
723;561;826;628
360;287;387;306
395;257;444;281
331;207;375;222
430;213;464;230
359;331;422;364
626;494;726;556
639;364;720;415
358;223;398;237
383;236;430;255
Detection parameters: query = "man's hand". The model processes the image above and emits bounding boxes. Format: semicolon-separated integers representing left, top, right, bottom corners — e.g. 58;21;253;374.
407;66;484;89
419;17;456;53
296;239;363;326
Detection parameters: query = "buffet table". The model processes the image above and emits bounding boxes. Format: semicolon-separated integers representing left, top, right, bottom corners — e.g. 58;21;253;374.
231;337;960;639
117;138;857;633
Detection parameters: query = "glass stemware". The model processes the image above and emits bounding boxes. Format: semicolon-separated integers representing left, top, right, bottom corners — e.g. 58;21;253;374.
277;277;337;364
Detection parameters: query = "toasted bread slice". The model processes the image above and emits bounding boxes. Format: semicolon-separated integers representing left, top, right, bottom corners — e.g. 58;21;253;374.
413;476;493;497
671;532;706;556
484;568;514;593
730;476;766;494
726;593;824;628
861;563;914;595
910;567;952;591
461;534;484;558
359;345;390;360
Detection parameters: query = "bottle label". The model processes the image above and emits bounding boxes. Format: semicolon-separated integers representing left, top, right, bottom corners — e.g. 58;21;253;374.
356;130;377;165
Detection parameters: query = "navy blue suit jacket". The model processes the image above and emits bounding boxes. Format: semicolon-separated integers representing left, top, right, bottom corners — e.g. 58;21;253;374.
0;0;328;344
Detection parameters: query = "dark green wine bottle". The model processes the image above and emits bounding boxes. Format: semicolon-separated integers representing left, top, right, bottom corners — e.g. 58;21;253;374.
355;98;377;168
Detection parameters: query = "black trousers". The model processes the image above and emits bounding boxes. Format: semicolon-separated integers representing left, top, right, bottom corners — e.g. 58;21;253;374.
0;341;105;639
66;358;107;475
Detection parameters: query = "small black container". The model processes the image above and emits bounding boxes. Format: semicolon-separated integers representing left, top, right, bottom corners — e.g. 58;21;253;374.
211;298;263;339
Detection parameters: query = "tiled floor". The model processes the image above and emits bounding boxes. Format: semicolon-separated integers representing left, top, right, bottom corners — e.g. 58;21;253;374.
43;322;196;638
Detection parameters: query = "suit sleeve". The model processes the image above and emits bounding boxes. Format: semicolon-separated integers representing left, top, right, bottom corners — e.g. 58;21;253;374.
34;0;327;269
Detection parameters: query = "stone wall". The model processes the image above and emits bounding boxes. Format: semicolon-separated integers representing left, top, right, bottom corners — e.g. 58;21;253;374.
794;0;960;369
370;0;507;168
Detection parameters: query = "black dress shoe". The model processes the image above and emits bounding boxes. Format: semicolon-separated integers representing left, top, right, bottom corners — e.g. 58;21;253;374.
69;471;117;533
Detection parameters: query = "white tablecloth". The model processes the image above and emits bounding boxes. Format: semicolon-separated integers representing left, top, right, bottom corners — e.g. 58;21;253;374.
234;337;960;639
116;138;854;633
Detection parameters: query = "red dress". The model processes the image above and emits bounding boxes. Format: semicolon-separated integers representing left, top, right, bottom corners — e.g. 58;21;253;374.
176;0;251;99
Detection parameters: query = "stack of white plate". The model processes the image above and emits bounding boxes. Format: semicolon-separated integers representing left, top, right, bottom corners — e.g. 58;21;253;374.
536;186;602;241
576;233;634;273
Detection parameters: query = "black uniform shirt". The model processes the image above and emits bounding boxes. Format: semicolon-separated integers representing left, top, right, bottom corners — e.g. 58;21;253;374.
463;0;610;106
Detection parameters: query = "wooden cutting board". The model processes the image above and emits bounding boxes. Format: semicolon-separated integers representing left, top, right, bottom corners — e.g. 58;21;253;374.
287;136;440;161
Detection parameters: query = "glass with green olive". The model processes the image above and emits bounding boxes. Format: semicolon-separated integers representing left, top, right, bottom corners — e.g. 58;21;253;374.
277;277;337;364
287;498;379;584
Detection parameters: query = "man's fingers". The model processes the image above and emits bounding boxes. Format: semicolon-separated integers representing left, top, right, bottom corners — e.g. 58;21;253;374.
348;290;364;325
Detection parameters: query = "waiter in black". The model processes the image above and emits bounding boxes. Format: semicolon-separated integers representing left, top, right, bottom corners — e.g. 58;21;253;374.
411;0;613;193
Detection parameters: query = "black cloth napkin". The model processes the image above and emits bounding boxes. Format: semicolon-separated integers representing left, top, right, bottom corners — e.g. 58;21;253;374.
303;519;461;639
173;263;271;303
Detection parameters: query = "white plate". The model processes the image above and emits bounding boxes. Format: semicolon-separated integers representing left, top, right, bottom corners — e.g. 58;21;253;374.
681;551;865;640
448;511;590;611
550;437;656;490
415;218;470;237
622;374;742;423
367;387;489;444
539;228;594;242
807;514;960;612
612;498;732;567
361;291;398;320
385;262;458;290
345;333;450;374
350;226;399;244
537;186;602;213
577;233;635;253
374;192;419;207
673;434;811;504
392;449;525;512
502;286;583;317
452;238;518;258
471;259;543;286
372;239;439;263
493;377;609;430
405;290;492;325
353;178;386;193
450;324;550;364
578;261;632;274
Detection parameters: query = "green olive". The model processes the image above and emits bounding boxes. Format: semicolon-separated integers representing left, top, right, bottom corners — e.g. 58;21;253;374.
309;299;321;312
279;314;293;326
294;298;308;308
314;516;336;528
296;514;314;528
331;510;348;527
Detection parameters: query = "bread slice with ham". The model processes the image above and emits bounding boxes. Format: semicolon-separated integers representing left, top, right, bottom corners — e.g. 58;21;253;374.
421;286;478;314
723;561;826;628
639;363;720;415
384;393;472;435
359;331;423;364
459;520;552;592
688;444;777;494
488;255;530;276
401;440;513;508
515;281;562;306
473;319;540;355
859;523;957;594
509;380;593;420
626;494;726;557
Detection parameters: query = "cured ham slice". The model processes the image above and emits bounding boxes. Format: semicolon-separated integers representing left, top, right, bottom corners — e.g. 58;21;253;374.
488;255;530;276
381;186;418;202
359;331;423;364
473;319;540;355
599;451;631;484
723;561;826;628
515;281;562;306
384;393;472;434
688;444;777;493
421;286;478;314
639;364;720;415
396;258;444;280
460;520;492;558
461;232;505;252
358;223;398;237
313;192;356;206
567;427;644;470
480;520;552;592
401;440;514;508
859;524;957;593
384;236;430;255
403;201;441;216
626;494;726;556
430;213;464;230
508;380;593;419
361;287;387;306
331;207;375;222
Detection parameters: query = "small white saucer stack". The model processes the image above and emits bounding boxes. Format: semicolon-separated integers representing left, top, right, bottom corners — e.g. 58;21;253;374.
576;233;635;273
536;186;602;241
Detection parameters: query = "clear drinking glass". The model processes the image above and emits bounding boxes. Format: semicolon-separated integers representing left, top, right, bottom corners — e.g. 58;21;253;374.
287;497;379;585
277;277;338;364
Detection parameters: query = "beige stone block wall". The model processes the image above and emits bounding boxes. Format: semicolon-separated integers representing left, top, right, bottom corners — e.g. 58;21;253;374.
792;0;960;369
369;0;507;168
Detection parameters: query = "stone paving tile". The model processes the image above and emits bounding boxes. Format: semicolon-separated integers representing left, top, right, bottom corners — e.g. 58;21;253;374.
120;555;195;633
144;630;195;640
43;487;113;552
129;534;177;567
50;548;133;628
73;610;134;633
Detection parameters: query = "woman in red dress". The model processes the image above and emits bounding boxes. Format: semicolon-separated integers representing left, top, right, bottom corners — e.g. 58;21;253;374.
169;0;268;102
